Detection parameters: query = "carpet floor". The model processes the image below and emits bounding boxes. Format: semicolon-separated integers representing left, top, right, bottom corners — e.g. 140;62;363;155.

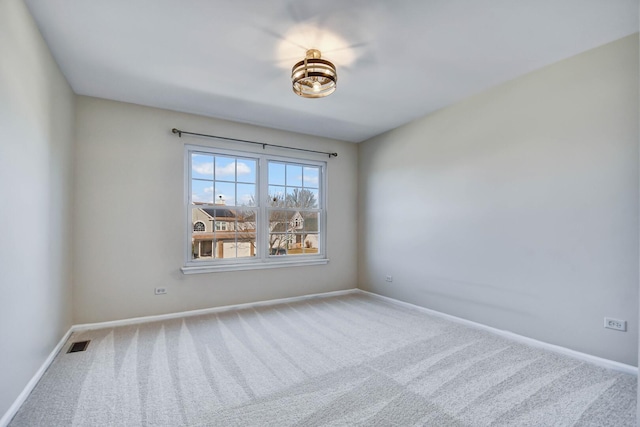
9;292;637;426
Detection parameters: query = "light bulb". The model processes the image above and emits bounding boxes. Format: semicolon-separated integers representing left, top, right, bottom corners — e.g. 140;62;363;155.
312;81;321;92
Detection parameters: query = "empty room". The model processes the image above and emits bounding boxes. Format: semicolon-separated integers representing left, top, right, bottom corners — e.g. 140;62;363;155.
1;0;639;425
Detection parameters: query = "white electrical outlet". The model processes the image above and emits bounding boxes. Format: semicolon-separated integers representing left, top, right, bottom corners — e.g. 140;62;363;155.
604;317;626;332
385;275;393;282
154;287;167;295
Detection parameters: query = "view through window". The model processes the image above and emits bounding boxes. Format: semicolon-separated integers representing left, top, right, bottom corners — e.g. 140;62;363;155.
187;146;325;270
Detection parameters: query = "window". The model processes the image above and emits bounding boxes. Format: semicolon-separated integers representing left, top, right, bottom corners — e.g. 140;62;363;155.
184;145;327;273
214;221;229;231
267;161;321;257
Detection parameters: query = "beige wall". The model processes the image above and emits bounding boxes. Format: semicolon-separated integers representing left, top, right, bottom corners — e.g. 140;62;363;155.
73;96;358;323
358;35;639;365
0;0;75;418
1;1;637;420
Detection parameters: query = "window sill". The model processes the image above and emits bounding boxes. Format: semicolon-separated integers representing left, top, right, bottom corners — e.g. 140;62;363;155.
181;258;329;274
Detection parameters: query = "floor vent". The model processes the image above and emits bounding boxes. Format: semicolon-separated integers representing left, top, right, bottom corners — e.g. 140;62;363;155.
67;340;90;353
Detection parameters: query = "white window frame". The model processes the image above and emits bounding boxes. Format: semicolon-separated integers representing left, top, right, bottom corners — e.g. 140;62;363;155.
214;221;229;231
182;144;328;274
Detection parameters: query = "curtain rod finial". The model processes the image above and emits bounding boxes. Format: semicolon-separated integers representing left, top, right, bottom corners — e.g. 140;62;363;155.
172;128;182;137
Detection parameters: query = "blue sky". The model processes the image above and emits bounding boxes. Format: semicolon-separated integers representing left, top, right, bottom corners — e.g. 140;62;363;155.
191;154;319;206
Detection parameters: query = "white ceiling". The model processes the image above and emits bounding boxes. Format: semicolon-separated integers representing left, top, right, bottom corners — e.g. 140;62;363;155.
25;0;638;143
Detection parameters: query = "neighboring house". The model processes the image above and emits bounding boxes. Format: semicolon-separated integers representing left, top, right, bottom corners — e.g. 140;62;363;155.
192;203;318;259
191;204;255;259
268;211;318;254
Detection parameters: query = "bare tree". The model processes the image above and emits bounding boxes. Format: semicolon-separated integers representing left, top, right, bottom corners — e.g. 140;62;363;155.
269;189;317;253
234;209;257;249
267;193;290;254
285;188;317;208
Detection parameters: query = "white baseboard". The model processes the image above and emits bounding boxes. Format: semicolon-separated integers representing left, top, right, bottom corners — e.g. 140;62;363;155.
4;286;633;426
0;328;74;427
357;289;638;376
0;288;358;426
71;288;359;331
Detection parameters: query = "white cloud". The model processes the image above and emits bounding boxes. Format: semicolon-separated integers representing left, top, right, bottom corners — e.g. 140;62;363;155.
216;161;252;178
216;163;235;177
303;175;319;186
237;162;251;175
193;162;214;176
194;160;253;180
192;186;214;203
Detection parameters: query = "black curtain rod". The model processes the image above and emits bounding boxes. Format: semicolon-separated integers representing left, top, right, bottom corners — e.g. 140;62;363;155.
171;128;338;158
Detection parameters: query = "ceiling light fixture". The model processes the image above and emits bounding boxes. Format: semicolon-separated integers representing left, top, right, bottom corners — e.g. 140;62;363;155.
291;49;337;98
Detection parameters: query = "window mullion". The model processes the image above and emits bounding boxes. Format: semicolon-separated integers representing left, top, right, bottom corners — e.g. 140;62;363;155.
258;156;268;262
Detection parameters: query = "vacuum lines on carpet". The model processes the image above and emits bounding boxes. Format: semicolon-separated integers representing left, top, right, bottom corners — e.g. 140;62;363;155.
9;293;636;426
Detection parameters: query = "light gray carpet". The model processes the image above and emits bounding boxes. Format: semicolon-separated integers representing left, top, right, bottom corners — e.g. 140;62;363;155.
9;292;636;426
